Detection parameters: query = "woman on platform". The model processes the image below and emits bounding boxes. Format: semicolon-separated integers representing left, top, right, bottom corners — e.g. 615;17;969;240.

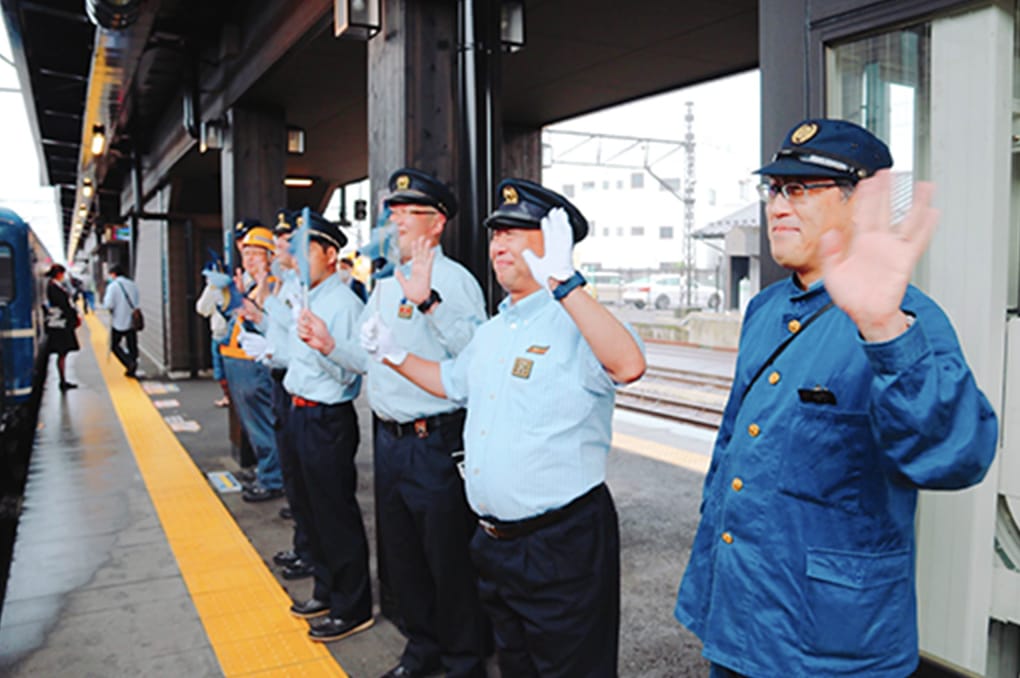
44;264;81;391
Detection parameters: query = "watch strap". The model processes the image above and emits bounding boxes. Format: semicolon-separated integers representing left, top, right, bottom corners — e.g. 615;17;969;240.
417;289;442;314
552;271;586;301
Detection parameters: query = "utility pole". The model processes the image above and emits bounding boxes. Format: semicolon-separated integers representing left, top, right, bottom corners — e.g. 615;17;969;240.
683;101;696;308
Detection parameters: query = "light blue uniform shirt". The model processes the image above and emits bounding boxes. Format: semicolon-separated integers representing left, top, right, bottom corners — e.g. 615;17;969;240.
441;289;641;521
259;268;301;369
674;277;997;677
282;273;363;403
331;246;486;422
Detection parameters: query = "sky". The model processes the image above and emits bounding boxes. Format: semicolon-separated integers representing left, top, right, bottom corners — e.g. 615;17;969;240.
0;20;65;263
544;69;762;224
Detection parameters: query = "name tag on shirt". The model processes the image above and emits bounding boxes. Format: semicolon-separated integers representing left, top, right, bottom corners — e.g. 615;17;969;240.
512;357;534;379
398;303;415;319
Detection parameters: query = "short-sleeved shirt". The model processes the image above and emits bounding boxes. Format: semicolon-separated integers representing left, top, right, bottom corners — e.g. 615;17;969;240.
441;289;640;521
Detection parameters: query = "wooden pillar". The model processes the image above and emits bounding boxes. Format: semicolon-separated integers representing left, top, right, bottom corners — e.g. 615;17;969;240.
502;124;542;181
219;105;285;468
368;0;503;299
221;106;286;239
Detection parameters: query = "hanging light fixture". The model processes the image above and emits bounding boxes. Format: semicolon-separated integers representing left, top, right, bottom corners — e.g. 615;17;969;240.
334;0;380;40
500;1;525;53
90;125;106;155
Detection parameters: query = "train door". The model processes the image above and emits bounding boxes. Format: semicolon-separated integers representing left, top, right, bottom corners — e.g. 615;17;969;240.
825;2;1018;676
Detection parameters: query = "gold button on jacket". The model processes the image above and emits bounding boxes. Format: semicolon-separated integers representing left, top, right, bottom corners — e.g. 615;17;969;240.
787;319;801;333
748;423;760;437
721;532;734;544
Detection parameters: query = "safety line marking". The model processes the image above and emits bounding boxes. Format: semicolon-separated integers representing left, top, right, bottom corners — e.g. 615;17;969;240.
84;314;346;678
612;431;710;475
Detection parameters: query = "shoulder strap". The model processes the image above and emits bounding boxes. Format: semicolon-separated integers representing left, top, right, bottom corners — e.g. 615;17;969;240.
117;280;136;309
740;301;834;403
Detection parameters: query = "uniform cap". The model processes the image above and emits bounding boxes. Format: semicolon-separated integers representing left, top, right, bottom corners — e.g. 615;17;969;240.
385;168;458;219
754;118;893;182
484;178;589;243
235;218;263;239
274;209;297;236
304;208;348;251
239;227;276;253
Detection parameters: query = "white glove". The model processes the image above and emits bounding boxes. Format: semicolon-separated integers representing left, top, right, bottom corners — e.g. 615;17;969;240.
360;313;407;365
521;207;575;293
238;330;271;362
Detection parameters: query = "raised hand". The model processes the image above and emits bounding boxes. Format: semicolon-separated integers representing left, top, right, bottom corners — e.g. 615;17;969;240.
522;207;574;292
297;308;335;354
820;169;938;342
394;236;435;305
359;313;407;365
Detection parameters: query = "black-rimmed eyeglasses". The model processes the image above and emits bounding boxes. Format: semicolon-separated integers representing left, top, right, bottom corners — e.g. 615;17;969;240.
756;181;849;203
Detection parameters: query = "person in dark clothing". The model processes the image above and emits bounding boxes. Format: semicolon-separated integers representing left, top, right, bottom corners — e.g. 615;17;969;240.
44;264;80;391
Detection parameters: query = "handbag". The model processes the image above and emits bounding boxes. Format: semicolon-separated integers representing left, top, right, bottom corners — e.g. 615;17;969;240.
117;281;144;332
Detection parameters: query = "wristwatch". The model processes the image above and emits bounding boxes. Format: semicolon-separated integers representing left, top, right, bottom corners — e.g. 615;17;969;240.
417;288;442;314
552;271;587;302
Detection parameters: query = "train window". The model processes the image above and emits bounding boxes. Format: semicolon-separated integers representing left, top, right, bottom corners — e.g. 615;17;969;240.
0;245;12;303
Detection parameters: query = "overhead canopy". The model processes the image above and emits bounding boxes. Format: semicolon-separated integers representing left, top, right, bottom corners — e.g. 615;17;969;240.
3;0;758;258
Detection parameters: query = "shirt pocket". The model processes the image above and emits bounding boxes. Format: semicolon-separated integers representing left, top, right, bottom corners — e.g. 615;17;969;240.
777;403;871;513
802;547;912;658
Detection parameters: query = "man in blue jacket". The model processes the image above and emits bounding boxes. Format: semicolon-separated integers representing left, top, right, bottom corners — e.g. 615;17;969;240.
674;119;998;677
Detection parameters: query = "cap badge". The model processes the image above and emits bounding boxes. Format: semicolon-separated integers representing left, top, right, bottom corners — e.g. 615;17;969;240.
791;122;819;145
502;186;519;205
395;175;411;190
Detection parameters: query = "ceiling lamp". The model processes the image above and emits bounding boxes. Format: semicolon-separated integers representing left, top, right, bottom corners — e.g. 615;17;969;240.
334;0;380;40
90;125;106;156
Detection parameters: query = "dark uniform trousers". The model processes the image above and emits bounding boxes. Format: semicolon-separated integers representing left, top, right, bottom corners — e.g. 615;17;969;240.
373;413;488;678
269;370;312;564
283;400;372;621
469;483;620;678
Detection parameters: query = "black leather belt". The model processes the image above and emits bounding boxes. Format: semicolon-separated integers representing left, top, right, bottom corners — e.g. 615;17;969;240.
377;409;466;440
478;484;605;540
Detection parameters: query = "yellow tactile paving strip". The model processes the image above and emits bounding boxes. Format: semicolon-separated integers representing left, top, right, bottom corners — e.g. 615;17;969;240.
84;314;347;678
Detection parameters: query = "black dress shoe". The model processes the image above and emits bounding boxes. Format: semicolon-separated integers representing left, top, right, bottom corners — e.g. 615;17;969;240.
273;549;299;567
279;505;293;520
58;381;78;391
282;558;314;580
308;615;374;642
235;468;257;484
289;597;330;619
379;664;442;678
242;486;285;502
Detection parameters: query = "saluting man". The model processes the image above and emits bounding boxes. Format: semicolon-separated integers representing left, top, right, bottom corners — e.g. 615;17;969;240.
279;211;374;643
674;119;998;677
361;179;646;676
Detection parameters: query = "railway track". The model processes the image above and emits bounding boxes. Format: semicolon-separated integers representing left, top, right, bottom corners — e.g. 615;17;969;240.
616;365;732;429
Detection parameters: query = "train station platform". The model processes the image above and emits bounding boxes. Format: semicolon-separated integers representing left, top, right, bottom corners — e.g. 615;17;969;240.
0;312;717;677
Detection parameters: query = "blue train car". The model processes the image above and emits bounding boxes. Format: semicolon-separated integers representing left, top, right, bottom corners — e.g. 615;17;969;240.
0;208;45;418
